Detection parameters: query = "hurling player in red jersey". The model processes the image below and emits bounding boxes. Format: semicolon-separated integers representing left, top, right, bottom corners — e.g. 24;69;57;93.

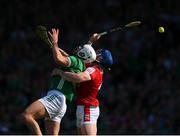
52;48;113;135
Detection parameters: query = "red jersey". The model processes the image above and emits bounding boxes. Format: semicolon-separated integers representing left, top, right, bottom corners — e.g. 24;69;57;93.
76;65;103;106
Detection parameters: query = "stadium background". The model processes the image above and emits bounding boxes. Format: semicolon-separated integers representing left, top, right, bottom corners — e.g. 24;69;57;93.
0;0;180;134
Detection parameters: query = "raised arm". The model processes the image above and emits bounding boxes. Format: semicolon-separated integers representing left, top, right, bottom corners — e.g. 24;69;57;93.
48;29;69;66
52;68;91;83
59;48;69;57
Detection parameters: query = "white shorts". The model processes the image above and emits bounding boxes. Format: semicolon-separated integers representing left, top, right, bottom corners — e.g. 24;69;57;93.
76;105;100;127
39;90;67;123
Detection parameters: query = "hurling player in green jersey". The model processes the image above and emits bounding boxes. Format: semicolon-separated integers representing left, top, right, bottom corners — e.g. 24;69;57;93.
21;28;100;135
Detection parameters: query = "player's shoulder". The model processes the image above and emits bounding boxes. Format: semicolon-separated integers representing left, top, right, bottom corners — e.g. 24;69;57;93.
68;55;84;65
68;55;77;60
85;66;100;75
68;55;85;71
69;55;83;62
85;67;95;73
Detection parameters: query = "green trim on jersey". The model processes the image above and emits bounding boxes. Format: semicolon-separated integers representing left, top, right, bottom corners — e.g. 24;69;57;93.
49;55;85;102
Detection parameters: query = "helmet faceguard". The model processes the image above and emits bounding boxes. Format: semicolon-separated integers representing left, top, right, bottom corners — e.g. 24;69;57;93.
96;49;113;69
75;44;96;63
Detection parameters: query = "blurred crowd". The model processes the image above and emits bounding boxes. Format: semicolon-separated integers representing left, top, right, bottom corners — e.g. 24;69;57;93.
0;0;180;134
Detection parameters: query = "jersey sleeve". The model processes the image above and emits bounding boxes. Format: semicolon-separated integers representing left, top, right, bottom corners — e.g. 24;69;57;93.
67;56;78;67
84;67;96;80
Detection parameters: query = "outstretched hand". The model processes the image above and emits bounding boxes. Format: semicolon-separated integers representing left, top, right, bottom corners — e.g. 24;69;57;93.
48;28;59;46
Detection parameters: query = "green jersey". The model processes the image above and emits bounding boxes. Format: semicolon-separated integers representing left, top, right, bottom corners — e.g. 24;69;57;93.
49;55;85;102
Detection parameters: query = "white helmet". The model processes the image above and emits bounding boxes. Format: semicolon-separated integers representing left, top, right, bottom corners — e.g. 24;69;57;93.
76;44;96;63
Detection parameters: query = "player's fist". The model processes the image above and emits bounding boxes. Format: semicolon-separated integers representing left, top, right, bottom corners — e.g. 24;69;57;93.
89;33;101;43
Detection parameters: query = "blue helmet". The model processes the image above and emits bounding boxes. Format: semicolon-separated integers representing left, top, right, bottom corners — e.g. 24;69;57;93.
96;49;113;68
